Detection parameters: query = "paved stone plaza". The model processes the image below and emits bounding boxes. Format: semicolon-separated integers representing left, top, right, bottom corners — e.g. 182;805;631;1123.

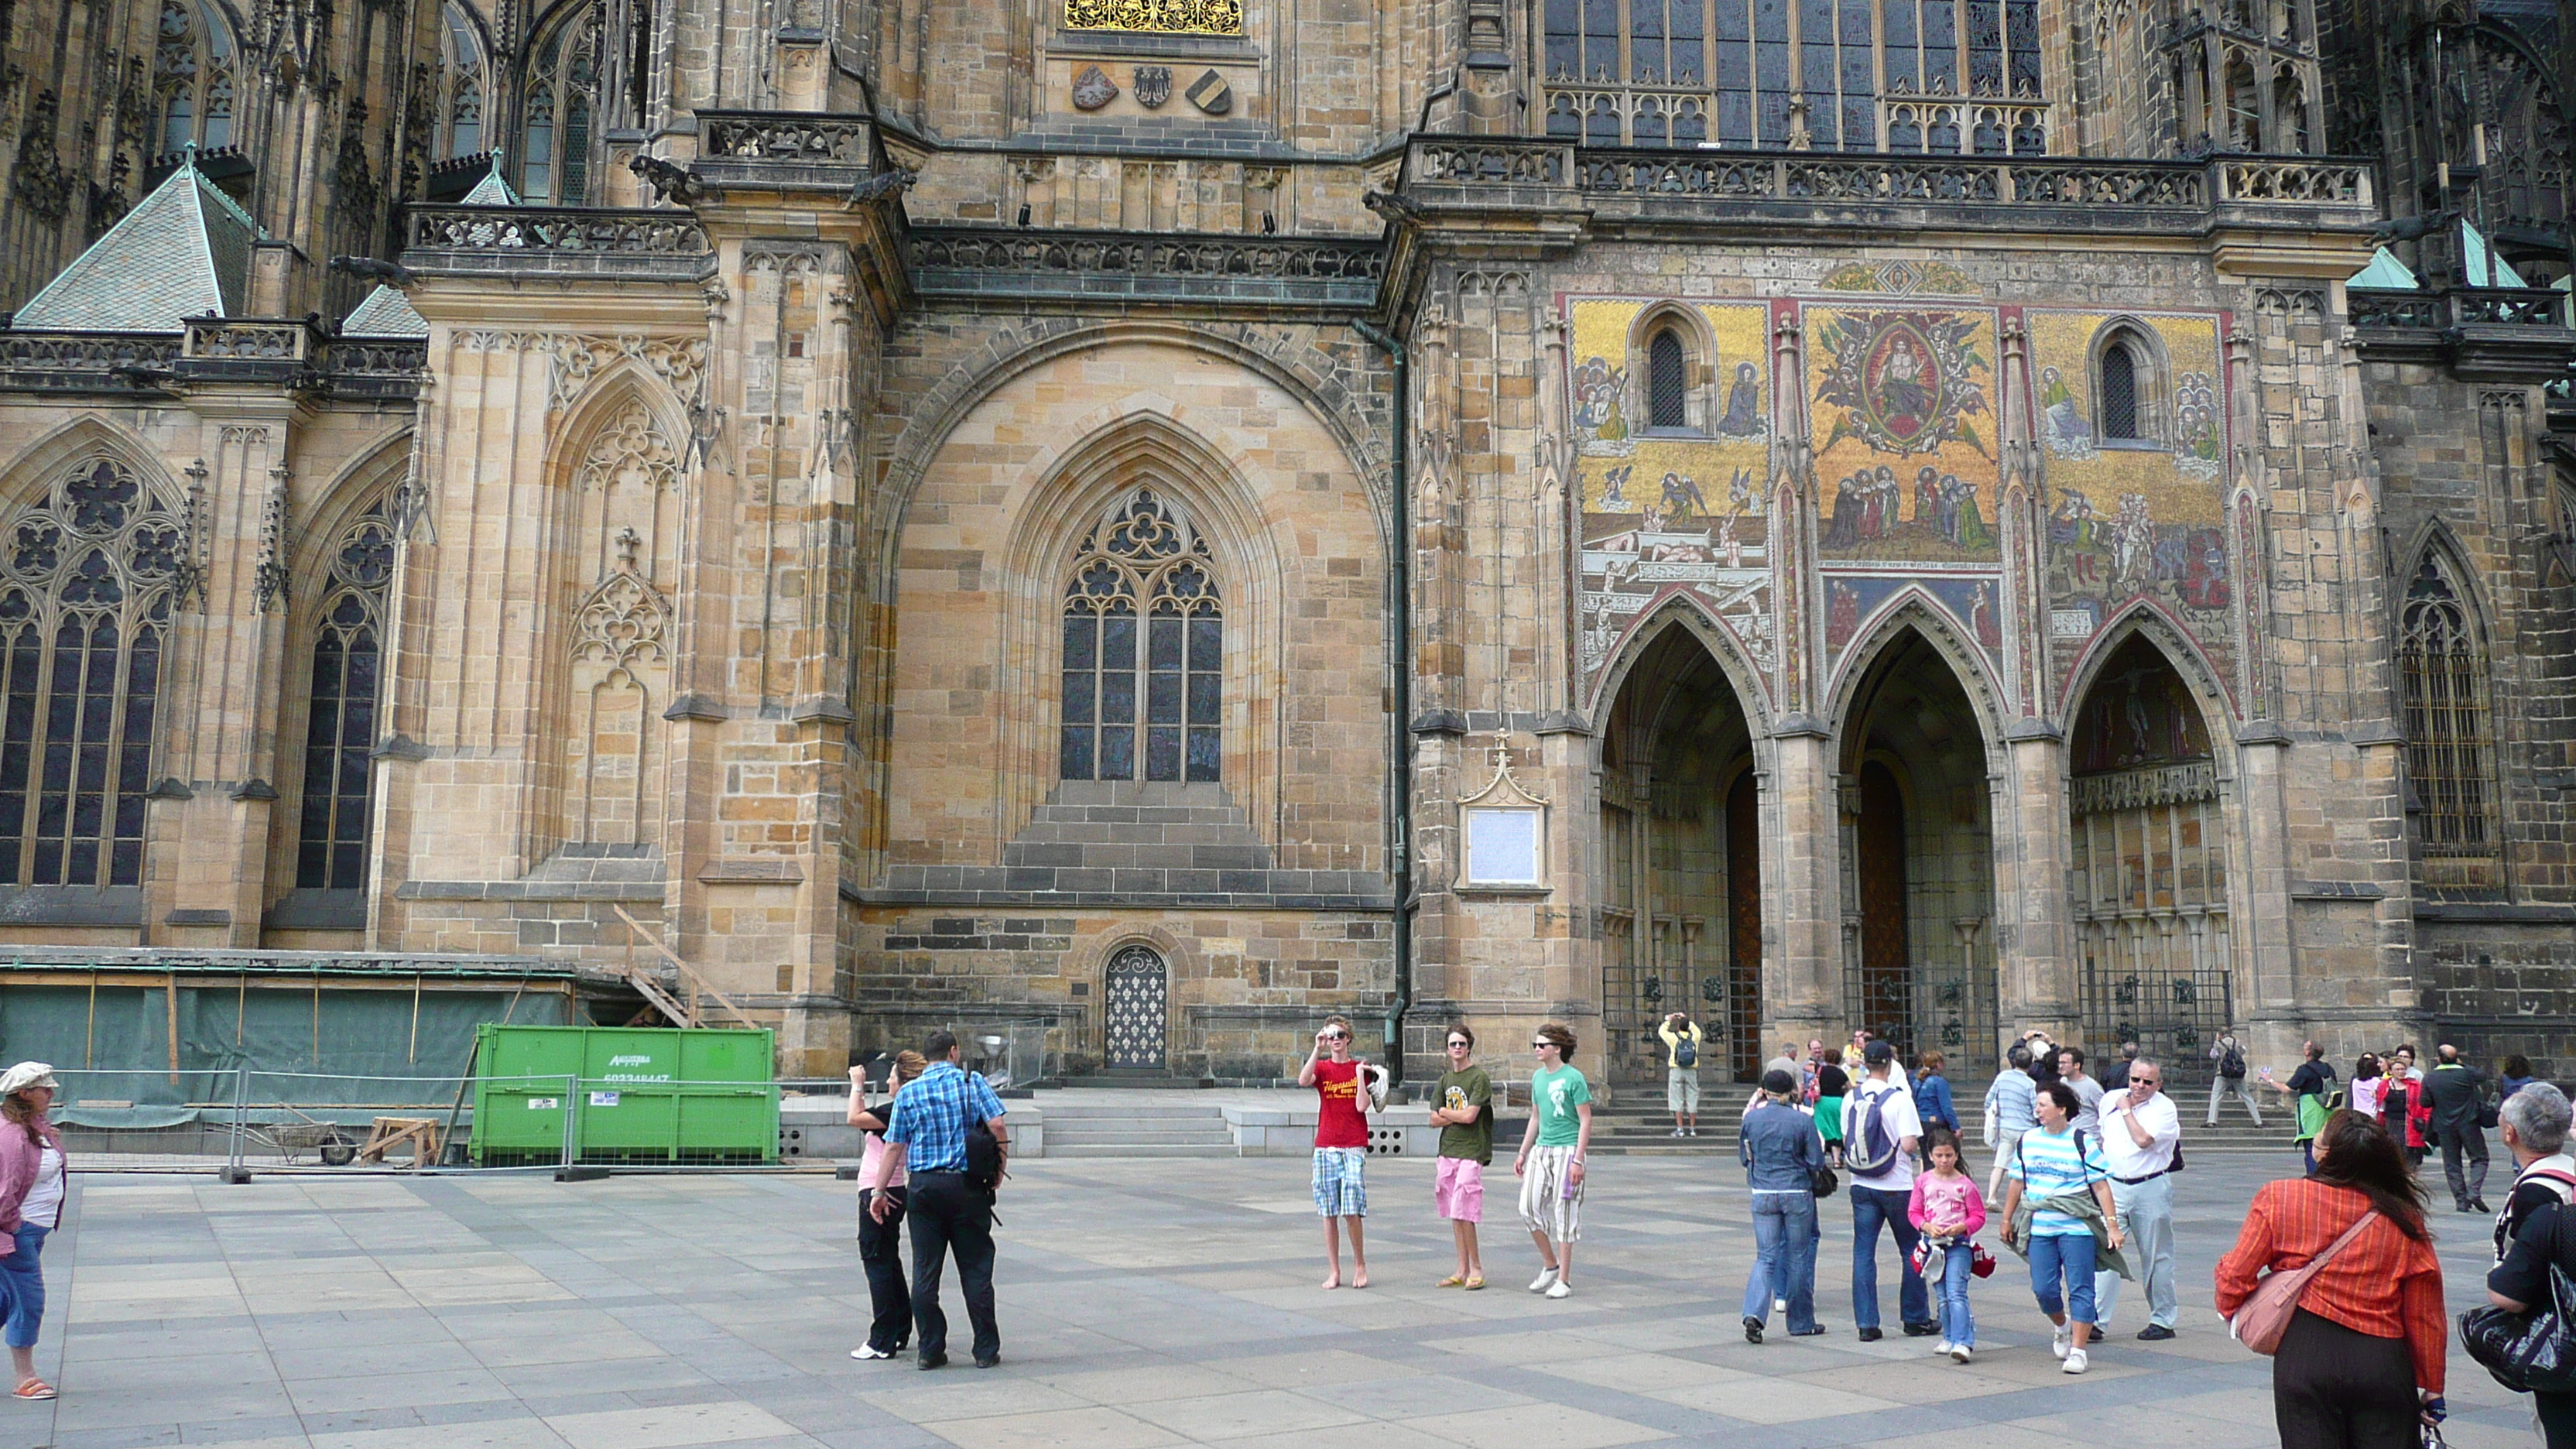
17;1149;2557;1449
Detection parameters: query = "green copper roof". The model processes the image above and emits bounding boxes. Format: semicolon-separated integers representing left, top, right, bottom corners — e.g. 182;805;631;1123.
2347;246;2420;291
12;152;267;332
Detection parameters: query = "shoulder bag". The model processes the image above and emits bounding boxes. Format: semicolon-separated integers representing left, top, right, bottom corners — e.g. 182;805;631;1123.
2461;1205;2576;1394
2232;1207;2379;1355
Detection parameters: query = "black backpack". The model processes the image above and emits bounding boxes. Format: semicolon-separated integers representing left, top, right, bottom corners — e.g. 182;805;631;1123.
1673;1034;1697;1069
966;1117;1006;1194
2220;1043;2246;1077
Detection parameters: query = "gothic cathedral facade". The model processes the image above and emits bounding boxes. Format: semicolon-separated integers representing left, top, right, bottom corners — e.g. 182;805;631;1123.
0;0;2567;1088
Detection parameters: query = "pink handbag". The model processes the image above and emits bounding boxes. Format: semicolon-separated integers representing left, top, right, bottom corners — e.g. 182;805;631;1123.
2232;1209;2379;1355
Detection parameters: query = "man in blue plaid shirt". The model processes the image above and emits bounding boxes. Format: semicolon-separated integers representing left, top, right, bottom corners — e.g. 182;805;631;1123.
870;1031;1009;1369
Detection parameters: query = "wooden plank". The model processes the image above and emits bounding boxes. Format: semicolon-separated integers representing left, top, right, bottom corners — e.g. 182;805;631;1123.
610;905;757;1028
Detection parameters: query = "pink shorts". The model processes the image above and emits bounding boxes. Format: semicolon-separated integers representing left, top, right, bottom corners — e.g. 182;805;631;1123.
1434;1156;1485;1221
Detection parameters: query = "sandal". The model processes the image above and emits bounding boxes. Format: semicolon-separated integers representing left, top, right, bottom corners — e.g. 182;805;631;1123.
12;1379;53;1401
1463;1276;1486;1290
1436;1274;1467;1288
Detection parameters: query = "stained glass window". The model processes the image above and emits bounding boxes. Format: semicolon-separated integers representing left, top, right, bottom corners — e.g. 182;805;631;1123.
520;7;600;204
153;0;236;155
1647;330;1690;429
439;2;488;159
1542;0;2043;149
0;457;183;888
1060;489;1221;784
2400;550;2499;884
2101;344;2139;440
296;502;393;891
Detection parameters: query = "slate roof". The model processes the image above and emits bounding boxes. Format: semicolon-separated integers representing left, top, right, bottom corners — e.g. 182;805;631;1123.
11;153;266;333
341;285;429;338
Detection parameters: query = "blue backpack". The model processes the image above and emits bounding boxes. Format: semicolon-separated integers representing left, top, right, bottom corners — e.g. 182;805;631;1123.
1844;1084;1903;1176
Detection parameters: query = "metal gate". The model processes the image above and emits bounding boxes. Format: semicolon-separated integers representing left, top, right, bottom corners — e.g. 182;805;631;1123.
2079;946;2233;1088
1103;945;1167;1070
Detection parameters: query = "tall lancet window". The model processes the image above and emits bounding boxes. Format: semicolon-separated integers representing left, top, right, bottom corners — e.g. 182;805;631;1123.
1060;488;1222;784
0;457;185;887
296;502;394;890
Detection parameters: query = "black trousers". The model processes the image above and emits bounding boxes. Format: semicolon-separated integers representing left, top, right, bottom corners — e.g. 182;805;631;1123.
2440;1122;2491;1206
907;1171;999;1362
2273;1308;2420;1449
2537;1389;2576;1449
858;1187;909;1353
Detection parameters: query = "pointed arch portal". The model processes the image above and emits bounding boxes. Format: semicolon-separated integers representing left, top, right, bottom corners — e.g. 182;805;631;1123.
1598;620;1763;1086
1838;627;1999;1075
2067;634;2234;1078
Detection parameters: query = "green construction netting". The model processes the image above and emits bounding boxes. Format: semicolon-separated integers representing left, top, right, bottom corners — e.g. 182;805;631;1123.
0;979;571;1107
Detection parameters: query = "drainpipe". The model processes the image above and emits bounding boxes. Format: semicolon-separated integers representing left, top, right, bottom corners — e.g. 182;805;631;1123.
1351;316;1412;1089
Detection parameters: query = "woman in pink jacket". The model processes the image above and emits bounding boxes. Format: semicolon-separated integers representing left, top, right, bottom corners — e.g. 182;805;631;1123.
0;1062;65;1401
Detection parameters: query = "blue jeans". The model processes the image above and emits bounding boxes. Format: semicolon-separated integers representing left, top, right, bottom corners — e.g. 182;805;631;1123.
1850;1185;1930;1331
1933;1242;1975;1346
1743;1191;1818;1333
2027;1228;2098;1324
1;1224;46;1349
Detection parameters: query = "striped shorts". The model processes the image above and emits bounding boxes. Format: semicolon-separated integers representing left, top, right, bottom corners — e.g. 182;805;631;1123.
1519;1143;1583;1242
1312;1147;1368;1217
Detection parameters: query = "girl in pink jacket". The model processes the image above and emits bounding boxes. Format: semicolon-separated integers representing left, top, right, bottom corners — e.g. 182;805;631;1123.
1907;1130;1988;1362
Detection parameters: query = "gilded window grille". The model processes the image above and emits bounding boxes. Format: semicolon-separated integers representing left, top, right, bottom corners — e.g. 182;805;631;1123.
1064;0;1245;34
2400;550;2501;886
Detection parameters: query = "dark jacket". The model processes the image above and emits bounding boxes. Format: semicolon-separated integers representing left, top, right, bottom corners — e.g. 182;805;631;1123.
2423;1061;2485;1130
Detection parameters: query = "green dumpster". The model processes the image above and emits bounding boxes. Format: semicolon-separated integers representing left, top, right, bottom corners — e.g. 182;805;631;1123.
470;1024;779;1166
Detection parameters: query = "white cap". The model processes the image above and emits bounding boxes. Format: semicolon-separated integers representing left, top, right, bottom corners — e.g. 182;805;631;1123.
0;1062;57;1098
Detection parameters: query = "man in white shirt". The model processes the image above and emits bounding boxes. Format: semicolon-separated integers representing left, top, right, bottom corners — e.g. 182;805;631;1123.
1843;1040;1934;1341
2092;1058;2181;1340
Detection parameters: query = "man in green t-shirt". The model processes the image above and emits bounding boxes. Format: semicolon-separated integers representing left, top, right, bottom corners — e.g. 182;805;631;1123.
1428;1025;1494;1290
1514;1023;1593;1299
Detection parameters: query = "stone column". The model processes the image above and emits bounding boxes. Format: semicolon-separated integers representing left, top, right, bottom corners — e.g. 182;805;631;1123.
1995;719;2078;1044
1766;721;1841;1043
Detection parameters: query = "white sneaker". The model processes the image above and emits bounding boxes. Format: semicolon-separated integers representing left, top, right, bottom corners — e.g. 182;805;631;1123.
1545;1279;1573;1300
1688;1128;1700;1137
850;1345;894;1360
2051;1323;2072;1360
2062;1348;2088;1375
1773;1297;1787;1313
1934;1340;1954;1356
1670;1128;1687;1137
1529;1267;1560;1293
1949;1344;1972;1364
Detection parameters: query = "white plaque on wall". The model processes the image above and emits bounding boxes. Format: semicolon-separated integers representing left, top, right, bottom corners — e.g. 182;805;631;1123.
1464;806;1543;886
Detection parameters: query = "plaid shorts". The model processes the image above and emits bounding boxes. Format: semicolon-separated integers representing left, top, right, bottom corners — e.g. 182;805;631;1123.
1312;1147;1368;1217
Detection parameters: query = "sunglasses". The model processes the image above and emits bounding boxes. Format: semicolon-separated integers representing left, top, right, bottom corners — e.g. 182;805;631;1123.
1446;1040;1471;1049
1321;1033;1348;1040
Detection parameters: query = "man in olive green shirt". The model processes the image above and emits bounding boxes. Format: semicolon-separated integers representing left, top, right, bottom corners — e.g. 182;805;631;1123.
1429;1025;1493;1289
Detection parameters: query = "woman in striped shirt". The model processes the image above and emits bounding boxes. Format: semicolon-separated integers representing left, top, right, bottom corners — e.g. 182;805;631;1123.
1999;1080;2123;1375
2217;1109;2445;1448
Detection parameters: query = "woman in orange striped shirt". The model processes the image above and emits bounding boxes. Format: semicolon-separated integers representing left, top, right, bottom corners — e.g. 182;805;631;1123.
2215;1109;2447;1448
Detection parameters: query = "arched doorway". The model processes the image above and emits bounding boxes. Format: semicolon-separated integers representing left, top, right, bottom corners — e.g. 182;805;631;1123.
1102;944;1169;1070
2068;635;2231;1080
1598;622;1763;1087
1838;629;1999;1074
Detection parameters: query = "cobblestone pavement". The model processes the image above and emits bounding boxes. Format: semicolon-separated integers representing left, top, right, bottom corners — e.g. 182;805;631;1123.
16;1146;2555;1449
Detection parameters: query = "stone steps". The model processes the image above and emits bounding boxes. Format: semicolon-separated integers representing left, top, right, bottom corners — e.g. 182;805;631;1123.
1044;1142;1242;1159
1026;1094;1239;1157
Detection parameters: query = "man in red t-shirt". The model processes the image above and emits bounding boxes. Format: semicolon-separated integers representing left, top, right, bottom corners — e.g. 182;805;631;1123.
1300;1014;1376;1289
